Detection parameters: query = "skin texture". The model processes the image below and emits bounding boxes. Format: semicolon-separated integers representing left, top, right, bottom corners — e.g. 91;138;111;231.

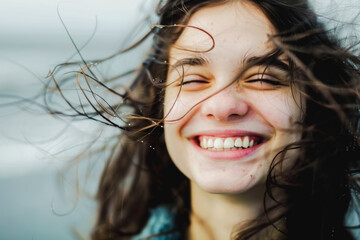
164;1;302;196
163;5;304;239
163;4;304;238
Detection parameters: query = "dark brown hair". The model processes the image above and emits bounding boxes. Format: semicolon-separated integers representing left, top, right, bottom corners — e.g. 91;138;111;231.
46;0;360;239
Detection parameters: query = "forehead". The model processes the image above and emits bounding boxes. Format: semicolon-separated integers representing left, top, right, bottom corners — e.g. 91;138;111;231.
169;1;276;63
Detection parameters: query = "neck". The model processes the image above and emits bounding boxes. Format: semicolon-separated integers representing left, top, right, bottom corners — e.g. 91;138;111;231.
187;182;266;240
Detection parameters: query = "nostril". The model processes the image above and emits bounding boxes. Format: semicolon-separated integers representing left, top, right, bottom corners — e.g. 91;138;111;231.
227;113;244;121
206;114;215;119
206;113;243;121
229;113;240;118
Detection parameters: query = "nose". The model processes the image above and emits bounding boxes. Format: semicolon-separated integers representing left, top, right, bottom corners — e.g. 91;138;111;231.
200;86;250;121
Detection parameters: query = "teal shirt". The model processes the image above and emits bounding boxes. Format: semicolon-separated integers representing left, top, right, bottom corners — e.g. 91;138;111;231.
134;199;360;240
346;194;360;239
132;206;181;240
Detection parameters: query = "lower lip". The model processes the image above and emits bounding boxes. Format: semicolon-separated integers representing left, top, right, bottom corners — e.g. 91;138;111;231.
190;139;264;161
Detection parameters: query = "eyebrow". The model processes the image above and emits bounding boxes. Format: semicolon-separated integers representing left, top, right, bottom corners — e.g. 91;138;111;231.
244;54;290;72
171;56;209;70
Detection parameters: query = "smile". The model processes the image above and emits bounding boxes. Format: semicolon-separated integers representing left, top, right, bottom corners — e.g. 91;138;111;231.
190;134;265;161
198;136;261;150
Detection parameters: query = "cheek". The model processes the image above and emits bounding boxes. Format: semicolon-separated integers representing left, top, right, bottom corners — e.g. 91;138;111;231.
163;92;187;154
164;89;202;121
164;96;185;121
164;122;180;158
164;88;182;120
249;90;302;129
163;121;192;179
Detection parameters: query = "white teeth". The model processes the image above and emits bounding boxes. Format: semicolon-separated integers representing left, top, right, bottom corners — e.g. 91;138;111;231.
243;136;249;148
207;138;214;148
223;138;234;148
234;138;242;148
199;136;258;150
214;138;224;149
200;138;207;148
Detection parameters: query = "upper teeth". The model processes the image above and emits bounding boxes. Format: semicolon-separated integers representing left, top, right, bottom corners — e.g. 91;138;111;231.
199;136;256;150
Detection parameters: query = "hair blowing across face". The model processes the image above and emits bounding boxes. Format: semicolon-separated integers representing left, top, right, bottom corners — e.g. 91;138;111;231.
58;0;360;239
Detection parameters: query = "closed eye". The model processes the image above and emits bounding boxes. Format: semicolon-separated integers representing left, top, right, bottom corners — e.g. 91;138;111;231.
175;75;210;91
242;72;288;90
180;80;209;85
177;79;210;91
246;78;285;86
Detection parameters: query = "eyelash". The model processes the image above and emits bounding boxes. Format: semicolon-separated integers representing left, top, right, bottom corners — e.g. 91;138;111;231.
173;74;287;89
180;80;209;85
246;78;285;86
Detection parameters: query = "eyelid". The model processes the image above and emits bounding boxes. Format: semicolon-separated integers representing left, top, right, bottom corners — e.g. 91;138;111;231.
183;74;207;80
247;73;275;80
174;74;205;83
239;72;289;90
248;64;288;75
169;61;206;79
176;74;210;90
247;68;289;83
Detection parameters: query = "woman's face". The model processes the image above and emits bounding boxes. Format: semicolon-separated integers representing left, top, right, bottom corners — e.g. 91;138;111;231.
164;1;302;194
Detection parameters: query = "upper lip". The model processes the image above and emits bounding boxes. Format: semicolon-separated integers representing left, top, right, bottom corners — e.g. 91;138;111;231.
187;129;269;140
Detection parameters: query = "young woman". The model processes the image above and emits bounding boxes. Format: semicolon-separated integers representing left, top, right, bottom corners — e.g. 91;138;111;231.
49;0;360;239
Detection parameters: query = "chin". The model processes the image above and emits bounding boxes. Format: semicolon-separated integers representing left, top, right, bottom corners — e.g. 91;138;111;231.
192;172;263;195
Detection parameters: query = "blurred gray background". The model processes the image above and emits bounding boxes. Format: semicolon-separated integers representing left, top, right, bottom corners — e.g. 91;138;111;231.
0;0;359;239
0;0;154;239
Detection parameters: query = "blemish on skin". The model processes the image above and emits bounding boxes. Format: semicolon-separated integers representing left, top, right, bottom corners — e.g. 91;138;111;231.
241;169;248;177
250;174;254;178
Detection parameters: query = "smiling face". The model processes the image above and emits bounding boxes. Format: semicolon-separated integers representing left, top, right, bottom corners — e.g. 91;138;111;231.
163;1;303;194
